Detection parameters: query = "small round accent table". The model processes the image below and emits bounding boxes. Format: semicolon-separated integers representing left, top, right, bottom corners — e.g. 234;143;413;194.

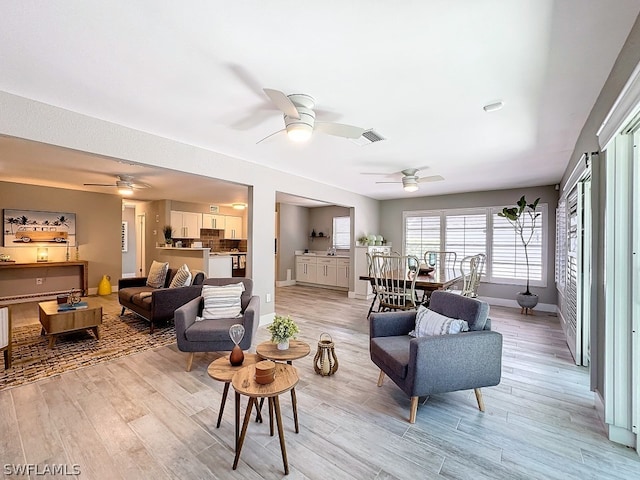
256;339;310;433
232;363;299;475
207;353;261;449
256;339;311;365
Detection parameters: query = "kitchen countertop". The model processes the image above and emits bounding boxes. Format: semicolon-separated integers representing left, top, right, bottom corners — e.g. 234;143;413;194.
296;253;349;258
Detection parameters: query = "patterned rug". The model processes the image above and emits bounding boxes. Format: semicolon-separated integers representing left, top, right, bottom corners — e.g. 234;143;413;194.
0;312;176;390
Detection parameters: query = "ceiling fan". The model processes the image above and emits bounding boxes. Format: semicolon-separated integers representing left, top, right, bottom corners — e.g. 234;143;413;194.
83;175;150;196
256;89;367;144
363;168;444;192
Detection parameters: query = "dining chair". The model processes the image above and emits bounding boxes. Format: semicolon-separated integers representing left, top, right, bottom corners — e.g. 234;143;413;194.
453;253;486;297
371;253;420;312
424;251;457;271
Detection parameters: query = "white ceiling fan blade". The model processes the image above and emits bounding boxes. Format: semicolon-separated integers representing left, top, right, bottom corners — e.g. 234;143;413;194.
316;122;366;139
256;129;285;144
417;175;445;183
263;88;300;119
375;181;402;184
83;183;115;186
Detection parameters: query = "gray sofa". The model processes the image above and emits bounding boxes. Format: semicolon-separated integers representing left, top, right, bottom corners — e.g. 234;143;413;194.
174;278;260;371
369;290;503;423
118;268;206;333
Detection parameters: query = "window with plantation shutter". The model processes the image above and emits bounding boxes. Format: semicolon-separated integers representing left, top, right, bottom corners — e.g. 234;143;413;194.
405;215;440;258
444;213;487;259
332;216;350;249
403;204;547;286
491;209;543;282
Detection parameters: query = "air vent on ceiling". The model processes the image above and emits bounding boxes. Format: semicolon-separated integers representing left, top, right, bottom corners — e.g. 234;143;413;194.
350;129;385;146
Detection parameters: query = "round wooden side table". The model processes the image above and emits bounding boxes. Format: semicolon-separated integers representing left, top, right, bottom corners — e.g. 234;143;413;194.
207;353;261;449
255;339;310;433
231;363;299;475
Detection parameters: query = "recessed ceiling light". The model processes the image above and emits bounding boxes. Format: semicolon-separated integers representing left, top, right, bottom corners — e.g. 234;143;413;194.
483;101;504;113
232;203;246;210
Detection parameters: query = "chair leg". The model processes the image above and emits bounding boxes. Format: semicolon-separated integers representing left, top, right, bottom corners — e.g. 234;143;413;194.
409;396;419;424
474;388;485;412
186;352;195;372
377;370;385;387
120;307;125;316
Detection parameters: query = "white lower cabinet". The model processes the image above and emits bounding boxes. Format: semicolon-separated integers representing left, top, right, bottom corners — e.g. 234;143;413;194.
296;256;317;283
296;255;349;288
336;258;350;288
317;258;337;286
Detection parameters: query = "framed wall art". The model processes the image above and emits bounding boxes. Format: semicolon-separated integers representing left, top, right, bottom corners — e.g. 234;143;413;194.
3;209;77;246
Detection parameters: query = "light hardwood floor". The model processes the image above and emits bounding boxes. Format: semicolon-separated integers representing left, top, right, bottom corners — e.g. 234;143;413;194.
1;286;639;479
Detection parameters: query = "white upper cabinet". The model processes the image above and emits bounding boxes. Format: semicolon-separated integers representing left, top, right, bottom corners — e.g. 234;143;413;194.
202;213;226;230
224;215;244;239
170;211;202;238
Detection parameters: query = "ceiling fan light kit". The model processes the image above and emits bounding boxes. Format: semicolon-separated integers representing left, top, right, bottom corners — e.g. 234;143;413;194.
402;176;419;192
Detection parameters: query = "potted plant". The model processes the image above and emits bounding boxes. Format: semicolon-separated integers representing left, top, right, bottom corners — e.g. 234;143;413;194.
498;196;541;313
358;235;370;246
163;225;173;246
267;314;299;350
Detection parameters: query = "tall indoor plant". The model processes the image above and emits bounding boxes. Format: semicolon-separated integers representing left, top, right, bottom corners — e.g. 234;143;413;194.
498;196;541;312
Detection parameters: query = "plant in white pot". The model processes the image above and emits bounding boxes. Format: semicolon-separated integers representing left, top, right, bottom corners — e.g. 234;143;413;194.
267;314;299;350
498;196;541;314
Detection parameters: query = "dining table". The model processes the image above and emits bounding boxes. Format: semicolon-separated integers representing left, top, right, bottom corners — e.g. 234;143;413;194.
359;267;463;311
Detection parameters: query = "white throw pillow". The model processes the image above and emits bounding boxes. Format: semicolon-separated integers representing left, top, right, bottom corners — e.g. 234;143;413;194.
201;282;245;320
146;260;169;289
410;305;469;337
169;264;192;288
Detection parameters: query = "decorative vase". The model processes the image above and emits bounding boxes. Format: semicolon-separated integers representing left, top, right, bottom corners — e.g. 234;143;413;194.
313;333;339;376
277;339;290;350
229;344;244;366
97;275;111;295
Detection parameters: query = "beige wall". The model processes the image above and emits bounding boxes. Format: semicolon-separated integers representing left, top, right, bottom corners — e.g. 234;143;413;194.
0;181;122;291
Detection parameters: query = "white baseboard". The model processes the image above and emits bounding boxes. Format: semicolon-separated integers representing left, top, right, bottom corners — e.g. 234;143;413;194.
276;279;296;287
479;296;556;313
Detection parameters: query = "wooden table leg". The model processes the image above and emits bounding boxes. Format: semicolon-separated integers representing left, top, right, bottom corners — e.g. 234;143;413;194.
272;395;289;475
48;335;56;349
269;395;274;436
291;387;299;433
217;382;230;428
233;396;255;470
234;391;240;451
92;326;100;340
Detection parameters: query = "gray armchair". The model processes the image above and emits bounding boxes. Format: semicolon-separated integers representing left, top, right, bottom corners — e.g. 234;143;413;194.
175;278;260;371
369;290;502;423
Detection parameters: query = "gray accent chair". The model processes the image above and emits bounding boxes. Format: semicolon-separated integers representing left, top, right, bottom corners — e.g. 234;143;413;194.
369;290;502;423
174;278;260;371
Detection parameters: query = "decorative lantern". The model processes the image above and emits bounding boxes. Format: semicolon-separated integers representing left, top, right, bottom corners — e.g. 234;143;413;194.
313;333;338;376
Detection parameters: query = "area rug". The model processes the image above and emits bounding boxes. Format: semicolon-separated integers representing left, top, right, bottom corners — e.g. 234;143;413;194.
0;312;176;390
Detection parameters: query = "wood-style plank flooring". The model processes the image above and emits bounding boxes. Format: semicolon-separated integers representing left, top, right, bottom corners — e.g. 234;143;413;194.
1;286;639;479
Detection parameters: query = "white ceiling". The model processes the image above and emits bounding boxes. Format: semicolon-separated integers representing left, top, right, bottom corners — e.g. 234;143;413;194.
1;1;639;204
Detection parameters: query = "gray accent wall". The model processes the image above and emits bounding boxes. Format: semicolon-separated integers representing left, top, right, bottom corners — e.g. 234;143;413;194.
308;205;351;252
277;203;309;282
379;185;559;305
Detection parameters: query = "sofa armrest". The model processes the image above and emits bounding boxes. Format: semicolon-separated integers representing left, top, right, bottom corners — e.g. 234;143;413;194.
370;310;417;339
118;277;147;289
151;284;203;320
408;330;503;396
241;295;261;346
175;296;201;338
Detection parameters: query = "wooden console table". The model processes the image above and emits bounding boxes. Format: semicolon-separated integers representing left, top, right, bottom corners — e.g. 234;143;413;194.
0;261;89;302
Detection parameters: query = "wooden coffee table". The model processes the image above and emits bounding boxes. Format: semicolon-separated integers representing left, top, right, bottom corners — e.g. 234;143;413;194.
38;299;102;349
232;363;299;475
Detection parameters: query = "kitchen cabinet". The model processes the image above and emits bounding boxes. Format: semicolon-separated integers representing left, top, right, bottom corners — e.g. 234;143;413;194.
296;256;317;283
202;213;226;230
336;258;350;288
316;258;337;286
170;211;202;239
224;215;243;239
